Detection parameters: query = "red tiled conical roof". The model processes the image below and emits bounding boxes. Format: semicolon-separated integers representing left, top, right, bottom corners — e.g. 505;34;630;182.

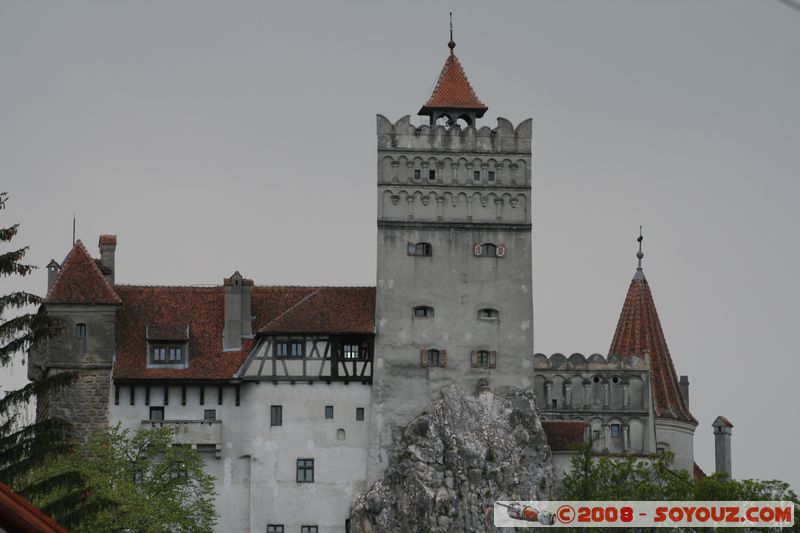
609;269;696;424
419;49;487;116
44;240;121;305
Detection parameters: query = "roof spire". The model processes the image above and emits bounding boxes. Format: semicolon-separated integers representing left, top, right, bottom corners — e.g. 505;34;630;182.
636;226;644;271
449;11;455;53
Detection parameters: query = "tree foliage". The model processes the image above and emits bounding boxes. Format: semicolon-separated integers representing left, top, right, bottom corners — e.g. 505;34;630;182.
30;424;218;532
0;191;79;503
560;440;799;532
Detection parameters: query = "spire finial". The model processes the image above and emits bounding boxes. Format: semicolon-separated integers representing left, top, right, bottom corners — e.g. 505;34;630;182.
636;226;644;270
448;11;455;52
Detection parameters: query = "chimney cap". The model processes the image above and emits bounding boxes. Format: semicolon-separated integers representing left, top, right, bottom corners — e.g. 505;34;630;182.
47;259;60;268
712;415;733;428
99;234;117;246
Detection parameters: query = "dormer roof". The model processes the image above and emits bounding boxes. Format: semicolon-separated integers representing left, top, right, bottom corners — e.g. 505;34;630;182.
44;240;121;305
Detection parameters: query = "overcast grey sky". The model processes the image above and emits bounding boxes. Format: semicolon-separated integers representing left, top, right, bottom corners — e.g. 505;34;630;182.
1;1;798;490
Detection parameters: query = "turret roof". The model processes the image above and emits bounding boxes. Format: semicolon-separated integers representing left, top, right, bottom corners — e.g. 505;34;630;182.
419;47;487;117
44;240;121;305
609;267;696;424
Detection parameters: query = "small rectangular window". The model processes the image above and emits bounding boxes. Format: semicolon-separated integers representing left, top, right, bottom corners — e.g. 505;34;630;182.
325;405;334;419
428;169;436;181
428;349;440;368
204;409;216;421
477;350;490;368
290;341;304;357
356;407;364;421
488;170;496;181
296;458;314;483
168;346;182;362
473;170;481;182
267;526;284;533
343;344;359;359
75;323;86;354
301;527;318;533
611;424;621;437
414;169;421;180
271;405;282;426
274;342;288;356
149;406;164;421
552;399;558;408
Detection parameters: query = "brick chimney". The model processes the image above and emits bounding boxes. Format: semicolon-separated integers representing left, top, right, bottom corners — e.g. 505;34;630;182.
713;416;733;478
223;271;253;351
46;259;60;293
679;375;689;409
98;235;117;284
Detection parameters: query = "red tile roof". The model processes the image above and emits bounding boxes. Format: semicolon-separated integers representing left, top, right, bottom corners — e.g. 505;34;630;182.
257;287;376;334
98;234;117;246
113;285;375;381
609;270;696;424
419;50;487;116
44;240;121;305
694;462;707;481
541;420;587;451
0;481;69;532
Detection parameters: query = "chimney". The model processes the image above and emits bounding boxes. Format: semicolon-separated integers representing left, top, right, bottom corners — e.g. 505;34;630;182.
98;235;117;284
712;416;733;478
47;259;60;293
679;375;689;409
223;271;253;351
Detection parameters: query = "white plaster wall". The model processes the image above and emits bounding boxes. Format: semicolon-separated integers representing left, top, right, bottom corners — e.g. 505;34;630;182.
654;418;696;474
109;381;372;533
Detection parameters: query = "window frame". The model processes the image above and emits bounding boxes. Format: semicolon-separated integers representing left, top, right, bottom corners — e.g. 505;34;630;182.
267;526;284;533
488;170;496;182
149;406;164;421
477;308;499;320
413;306;434;318
428;349;440;368
148;342;187;366
274;338;304;358
356;407;365;421
270;405;282;426
301;527;318;533
477;350;490;368
324;405;334;420
407;242;432;257
203;409;216;421
75;323;87;355
611;424;621;438
296;458;315;483
343;344;360;359
473;170;481;182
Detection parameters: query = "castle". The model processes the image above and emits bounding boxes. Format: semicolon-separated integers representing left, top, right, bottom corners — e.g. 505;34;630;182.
28;35;730;533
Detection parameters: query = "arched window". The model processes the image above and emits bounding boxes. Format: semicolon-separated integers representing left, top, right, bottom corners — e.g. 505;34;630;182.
413;306;434;318
474;243;506;257
477;308;499;320
407;242;432;257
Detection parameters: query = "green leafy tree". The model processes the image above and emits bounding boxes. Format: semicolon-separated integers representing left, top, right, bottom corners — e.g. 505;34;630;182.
30;424;218;532
0;191;78;503
560;440;799;532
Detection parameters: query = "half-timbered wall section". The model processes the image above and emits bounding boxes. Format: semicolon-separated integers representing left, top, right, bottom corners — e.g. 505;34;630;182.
238;335;374;382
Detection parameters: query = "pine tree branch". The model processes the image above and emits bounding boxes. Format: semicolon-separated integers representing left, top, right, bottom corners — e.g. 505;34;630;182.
0;247;36;277
0;223;19;242
0;292;43;315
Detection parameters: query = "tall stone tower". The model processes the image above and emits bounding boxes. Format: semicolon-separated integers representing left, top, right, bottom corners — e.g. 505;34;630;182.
368;35;534;481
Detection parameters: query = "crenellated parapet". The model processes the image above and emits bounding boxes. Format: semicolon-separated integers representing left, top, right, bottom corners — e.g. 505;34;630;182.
377;115;532;155
534;352;650;371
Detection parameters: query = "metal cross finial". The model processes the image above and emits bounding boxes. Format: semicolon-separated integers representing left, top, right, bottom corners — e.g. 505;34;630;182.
636;226;644;270
448;11;455;52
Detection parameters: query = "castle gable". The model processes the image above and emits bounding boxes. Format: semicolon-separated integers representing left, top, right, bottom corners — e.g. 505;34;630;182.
44;240;121;305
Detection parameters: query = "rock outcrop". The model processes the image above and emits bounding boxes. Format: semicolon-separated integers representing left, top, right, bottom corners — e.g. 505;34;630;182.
350;380;555;532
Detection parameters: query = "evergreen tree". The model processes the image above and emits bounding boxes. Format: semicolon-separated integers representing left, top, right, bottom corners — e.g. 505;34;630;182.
0;191;80;509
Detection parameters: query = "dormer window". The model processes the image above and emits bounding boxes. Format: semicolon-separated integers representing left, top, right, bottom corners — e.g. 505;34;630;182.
477;308;499;320
413;306;434;318
149;343;187;366
407;242;432;257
